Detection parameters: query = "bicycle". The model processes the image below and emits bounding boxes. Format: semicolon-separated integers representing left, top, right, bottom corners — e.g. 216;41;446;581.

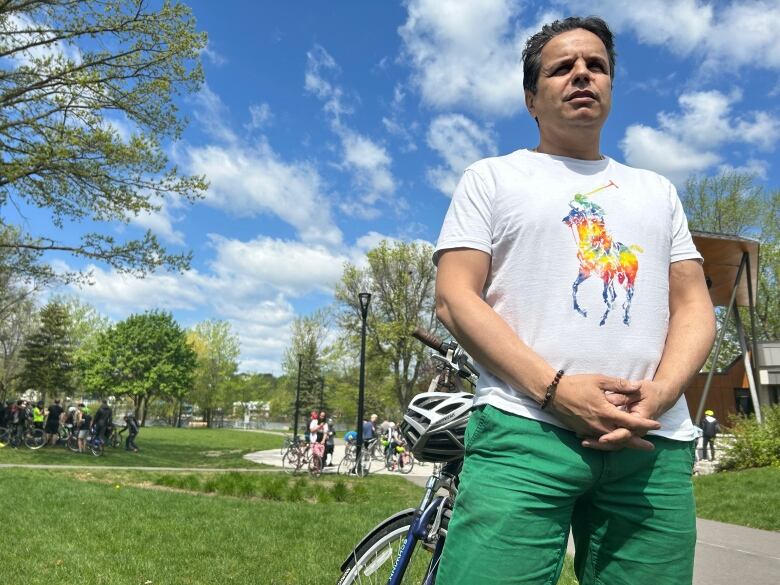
337;327;477;584
385;440;415;475
281;437;310;474
337;440;372;477
0;423;45;449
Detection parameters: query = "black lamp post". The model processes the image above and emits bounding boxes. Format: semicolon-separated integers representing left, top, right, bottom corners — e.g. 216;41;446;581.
293;354;302;441
355;292;371;475
319;377;325;412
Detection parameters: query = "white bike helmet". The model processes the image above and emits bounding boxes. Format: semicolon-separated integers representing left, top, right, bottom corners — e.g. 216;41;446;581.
401;392;474;462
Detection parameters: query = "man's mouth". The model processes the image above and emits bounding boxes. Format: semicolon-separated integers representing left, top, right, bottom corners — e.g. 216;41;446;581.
566;90;597;101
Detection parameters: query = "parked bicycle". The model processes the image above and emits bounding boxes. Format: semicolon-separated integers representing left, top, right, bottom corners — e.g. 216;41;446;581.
337;441;372;477
337;327;477;584
282;437;310;474
0;422;46;449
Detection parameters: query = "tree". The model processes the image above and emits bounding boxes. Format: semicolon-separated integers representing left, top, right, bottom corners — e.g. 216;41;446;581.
19;300;74;401
0;286;36;402
681;172;780;367
189;319;240;427
0;0;208;282
335;240;441;414
281;310;330;429
53;296;110;394
81;310;196;424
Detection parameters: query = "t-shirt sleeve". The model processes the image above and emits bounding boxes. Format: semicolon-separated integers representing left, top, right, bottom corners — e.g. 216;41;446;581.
433;168;494;266
669;182;702;264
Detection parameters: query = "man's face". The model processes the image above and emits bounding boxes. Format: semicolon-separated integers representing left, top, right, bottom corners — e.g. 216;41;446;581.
525;28;612;135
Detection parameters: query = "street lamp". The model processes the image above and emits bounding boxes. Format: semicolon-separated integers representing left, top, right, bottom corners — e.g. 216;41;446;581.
319;377;325;412
355;292;371;475
293;354;302;441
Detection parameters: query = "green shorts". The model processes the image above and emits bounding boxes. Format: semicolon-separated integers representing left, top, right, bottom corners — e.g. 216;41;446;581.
437;405;696;585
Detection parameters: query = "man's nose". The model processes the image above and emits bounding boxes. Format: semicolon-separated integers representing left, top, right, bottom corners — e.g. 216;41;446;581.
571;59;591;85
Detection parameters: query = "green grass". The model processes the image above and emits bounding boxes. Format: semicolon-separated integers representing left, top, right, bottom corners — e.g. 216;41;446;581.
0;468;578;584
0;427;280;468
694;466;780;531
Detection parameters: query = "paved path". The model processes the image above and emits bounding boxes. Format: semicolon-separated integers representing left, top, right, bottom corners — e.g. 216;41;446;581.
243;446;434;480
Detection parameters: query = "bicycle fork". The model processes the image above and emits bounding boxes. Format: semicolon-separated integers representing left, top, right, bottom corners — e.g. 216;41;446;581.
387;495;448;585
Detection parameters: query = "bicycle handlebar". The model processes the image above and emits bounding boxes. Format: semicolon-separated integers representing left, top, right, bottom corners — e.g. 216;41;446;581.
412;327;447;354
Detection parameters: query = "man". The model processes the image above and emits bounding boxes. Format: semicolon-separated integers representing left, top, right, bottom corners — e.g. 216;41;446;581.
76;403;91;454
93;400;113;444
124;413;140;452
45;398;64;446
433;16;715;585
699;409;720;461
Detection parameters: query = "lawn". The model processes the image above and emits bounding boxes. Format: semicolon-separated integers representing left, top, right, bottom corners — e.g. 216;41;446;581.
0;427;281;468
694;466;780;531
0;468;579;584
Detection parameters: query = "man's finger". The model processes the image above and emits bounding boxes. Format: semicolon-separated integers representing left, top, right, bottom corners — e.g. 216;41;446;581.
609;410;661;433
598;377;641;394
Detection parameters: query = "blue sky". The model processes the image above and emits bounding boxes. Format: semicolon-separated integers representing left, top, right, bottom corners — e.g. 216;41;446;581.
45;0;780;373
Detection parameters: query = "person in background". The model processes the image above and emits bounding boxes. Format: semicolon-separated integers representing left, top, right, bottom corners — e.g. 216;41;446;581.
324;417;336;466
76;403;91;453
45;398;64;446
361;416;374;448
699;409;720;461
32;401;45;430
124;413;140;452
93;399;113;444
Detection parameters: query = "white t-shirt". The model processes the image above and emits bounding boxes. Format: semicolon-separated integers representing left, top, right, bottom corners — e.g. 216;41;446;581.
434;149;701;441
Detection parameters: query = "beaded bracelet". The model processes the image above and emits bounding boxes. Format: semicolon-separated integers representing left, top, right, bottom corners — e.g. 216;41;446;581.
540;369;564;410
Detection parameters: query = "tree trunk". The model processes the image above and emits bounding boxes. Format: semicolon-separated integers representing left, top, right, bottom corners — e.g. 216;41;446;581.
141;395;150;427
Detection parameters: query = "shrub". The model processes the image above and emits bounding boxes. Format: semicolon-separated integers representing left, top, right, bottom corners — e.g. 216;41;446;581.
719;405;780;471
330;479;350;502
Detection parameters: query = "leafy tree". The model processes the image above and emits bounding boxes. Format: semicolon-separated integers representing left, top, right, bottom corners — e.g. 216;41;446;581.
0;286;36;401
19;300;73;401
189;319;240;427
81;310;195;424
0;0;208;282
281;310;330;434
681;172;780;368
335;240;441;413
52;296;110;394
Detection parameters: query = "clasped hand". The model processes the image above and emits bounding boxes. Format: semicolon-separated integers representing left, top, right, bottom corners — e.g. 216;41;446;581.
548;375;666;451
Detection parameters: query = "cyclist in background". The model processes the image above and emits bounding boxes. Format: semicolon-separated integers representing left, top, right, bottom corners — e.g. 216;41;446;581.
124;413;140;452
432;16;715;585
76;403;91;454
45;399;64;446
32;401;45;430
93;400;112;444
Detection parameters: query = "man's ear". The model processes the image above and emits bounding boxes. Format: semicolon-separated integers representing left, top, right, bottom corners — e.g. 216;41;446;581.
524;89;535;117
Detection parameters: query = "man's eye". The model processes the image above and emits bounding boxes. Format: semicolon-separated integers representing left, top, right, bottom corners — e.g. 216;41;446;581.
553;65;571;75
589;62;605;72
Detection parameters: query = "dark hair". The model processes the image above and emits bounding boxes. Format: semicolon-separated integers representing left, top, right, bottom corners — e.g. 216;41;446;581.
522;16;616;94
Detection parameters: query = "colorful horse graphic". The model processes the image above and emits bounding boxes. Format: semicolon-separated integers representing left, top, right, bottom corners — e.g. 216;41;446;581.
561;180;643;326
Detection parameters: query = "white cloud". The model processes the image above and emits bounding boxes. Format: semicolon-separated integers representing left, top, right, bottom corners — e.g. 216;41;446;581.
718;159;769;180
130;196;186;246
305;45;398;217
202;42;227;66
398;0;531;116
182;140;342;246
207;235;348;297
247;103;273;129
190;84;238;144
426;114;498;195
620;90;780;184
72;265;207;312
560;0;780;71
